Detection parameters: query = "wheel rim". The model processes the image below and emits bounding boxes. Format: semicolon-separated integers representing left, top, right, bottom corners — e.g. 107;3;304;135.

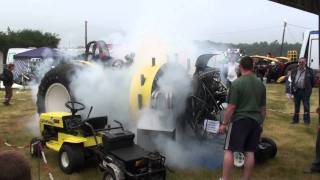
105;174;114;180
61;152;70;168
45;83;71;112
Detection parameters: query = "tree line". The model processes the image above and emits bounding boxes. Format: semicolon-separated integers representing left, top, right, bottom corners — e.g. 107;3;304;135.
195;40;302;57
0;28;60;63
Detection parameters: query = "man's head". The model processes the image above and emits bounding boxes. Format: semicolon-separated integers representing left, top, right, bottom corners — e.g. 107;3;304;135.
239;56;254;73
298;58;306;69
0;150;31;180
7;64;14;71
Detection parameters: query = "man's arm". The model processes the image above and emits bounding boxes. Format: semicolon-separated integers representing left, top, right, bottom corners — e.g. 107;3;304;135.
219;103;236;134
222;104;236;125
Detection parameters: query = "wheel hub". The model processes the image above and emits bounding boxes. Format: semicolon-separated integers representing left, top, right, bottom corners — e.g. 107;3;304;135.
61;152;70;168
45;83;70;112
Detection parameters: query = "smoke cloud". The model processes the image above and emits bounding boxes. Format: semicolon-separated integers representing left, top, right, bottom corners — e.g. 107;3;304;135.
26;0;235;170
69;63;135;129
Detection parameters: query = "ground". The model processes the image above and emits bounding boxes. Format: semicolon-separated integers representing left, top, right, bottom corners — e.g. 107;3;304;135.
0;84;320;180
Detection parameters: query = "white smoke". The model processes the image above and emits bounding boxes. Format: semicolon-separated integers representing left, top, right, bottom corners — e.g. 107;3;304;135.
27;0;235;169
69;63;135;129
136;62;225;168
30;58;63;103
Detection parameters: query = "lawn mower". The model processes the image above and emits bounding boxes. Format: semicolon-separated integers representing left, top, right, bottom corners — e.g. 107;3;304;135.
30;101;166;180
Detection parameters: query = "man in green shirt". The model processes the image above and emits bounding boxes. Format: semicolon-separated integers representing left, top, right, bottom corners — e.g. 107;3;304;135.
219;56;266;180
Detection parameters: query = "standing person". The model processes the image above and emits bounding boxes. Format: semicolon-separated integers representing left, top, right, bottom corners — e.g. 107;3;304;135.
2;63;14;105
226;54;239;88
218;56;266;180
291;58;314;125
285;70;293;101
0;150;31;180
304;107;320;173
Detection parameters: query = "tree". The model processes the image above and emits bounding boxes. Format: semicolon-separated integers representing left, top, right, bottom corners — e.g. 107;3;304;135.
195;40;301;57
0;28;60;64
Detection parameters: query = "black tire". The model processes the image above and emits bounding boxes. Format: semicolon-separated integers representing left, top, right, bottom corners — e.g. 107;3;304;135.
58;144;85;174
102;167;116;180
36;63;81;114
30;137;41;158
260;137;277;159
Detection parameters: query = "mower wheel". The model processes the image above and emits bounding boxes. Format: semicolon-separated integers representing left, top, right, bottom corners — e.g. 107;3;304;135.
58;144;85;174
260;137;277;158
102;167;116;180
30;138;41;157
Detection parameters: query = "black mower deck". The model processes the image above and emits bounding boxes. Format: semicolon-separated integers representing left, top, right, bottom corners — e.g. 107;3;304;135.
109;144;148;162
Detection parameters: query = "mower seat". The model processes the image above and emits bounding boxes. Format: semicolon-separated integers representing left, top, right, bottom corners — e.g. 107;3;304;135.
102;131;135;151
82;116;108;136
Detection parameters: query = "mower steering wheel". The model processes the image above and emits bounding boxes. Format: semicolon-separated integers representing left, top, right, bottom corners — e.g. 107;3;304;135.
65;101;86;116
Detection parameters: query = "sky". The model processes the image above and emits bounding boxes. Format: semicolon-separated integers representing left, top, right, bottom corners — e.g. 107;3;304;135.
0;0;318;47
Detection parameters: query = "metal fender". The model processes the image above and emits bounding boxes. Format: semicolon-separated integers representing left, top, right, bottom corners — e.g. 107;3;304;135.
129;60;165;118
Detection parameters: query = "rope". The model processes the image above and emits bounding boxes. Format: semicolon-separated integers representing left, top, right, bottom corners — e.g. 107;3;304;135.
267;108;318;115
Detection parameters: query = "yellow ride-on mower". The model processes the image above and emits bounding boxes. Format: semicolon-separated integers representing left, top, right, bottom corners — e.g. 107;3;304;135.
30;101;166;180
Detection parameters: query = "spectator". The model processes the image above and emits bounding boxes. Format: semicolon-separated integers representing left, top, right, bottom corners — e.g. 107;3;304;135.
226;54;239;88
290;58;314;125
1;64;14;105
285;70;293;101
219;56;266;180
305;107;320;173
0;150;31;180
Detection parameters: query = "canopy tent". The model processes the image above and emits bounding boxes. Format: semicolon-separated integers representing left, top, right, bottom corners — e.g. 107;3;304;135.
12;47;63;84
13;47;62;59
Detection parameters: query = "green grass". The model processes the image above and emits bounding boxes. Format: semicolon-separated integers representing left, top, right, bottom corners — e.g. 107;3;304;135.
0;84;320;180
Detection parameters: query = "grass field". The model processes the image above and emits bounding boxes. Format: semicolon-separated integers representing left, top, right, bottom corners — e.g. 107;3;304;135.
0;84;320;180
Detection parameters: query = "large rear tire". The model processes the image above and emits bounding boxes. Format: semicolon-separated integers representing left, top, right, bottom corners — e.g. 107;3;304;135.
58;144;85;174
36;63;80;114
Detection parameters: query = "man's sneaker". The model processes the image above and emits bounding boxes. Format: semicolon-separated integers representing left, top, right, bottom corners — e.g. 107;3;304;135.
3;102;10;106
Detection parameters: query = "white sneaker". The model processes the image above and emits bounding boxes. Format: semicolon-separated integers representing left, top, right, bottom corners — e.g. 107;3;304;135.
233;151;245;167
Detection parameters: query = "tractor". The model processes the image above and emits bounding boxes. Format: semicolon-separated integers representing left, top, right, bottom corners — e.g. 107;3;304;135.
34;41;277;172
30;101;166;179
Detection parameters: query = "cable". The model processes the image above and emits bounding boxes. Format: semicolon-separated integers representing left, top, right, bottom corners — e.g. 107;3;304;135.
286;27;299;43
210;26;281;35
287;23;312;30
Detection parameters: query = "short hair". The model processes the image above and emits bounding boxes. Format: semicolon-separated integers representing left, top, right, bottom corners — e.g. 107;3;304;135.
0;150;31;180
298;57;306;62
7;63;14;69
240;56;253;71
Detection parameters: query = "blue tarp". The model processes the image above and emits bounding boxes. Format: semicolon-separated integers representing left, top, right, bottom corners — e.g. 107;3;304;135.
13;47;62;59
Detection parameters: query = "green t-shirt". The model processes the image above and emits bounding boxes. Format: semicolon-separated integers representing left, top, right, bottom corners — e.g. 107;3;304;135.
229;74;266;124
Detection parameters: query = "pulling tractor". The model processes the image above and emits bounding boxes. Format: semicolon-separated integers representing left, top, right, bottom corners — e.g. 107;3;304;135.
30;101;166;180
33;41;277;174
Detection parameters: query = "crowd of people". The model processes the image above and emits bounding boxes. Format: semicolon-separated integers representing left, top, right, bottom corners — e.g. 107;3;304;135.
219;56;320;180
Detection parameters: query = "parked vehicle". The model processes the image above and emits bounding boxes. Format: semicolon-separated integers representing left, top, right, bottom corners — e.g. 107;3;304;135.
297;30;320;87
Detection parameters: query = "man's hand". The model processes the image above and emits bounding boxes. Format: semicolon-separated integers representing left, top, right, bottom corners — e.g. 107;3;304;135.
219;124;227;134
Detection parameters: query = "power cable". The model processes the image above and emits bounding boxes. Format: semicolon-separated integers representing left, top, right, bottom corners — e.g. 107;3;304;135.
287;23;312;30
286;27;299;43
210;26;282;35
